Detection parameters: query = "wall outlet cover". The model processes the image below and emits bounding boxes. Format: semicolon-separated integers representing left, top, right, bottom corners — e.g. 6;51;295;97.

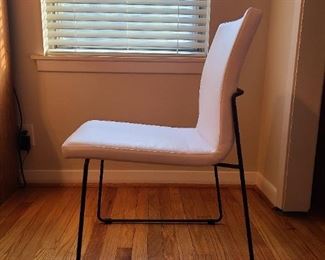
22;124;35;146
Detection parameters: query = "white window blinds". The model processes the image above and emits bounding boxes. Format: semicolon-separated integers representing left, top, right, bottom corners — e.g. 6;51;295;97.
40;0;210;55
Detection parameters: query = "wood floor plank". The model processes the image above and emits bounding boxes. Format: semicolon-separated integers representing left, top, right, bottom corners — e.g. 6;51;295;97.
118;188;137;249
286;216;325;259
52;188;80;260
84;187;117;260
231;188;310;259
100;187;136;259
0;202;31;239
116;247;132;260
0;186;324;259
17;188;74;259
41;188;79;259
0;189;29;220
180;188;223;258
81;188;103;259
245;189;321;259
212;188;262;259
0;188;55;259
200;188;242;259
219;188;276;259
312;214;325;233
225;189;280;260
159;188;181;259
132;188;149;260
147;188;164;259
168;187;195;258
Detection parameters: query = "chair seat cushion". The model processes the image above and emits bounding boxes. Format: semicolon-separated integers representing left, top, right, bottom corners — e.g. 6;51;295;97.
62;120;222;166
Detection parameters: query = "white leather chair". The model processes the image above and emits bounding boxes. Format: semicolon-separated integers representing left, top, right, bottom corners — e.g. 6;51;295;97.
63;8;262;260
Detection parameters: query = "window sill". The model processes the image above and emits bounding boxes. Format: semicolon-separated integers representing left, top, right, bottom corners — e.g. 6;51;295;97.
31;54;205;74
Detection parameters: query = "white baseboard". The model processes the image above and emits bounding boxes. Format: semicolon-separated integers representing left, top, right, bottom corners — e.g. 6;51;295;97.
25;169;277;206
25;169;258;185
255;172;278;205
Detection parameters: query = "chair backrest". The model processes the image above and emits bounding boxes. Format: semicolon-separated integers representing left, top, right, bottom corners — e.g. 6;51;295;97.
196;7;262;159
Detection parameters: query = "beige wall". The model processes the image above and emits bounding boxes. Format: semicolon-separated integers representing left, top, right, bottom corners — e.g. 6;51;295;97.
258;0;303;206
8;0;269;173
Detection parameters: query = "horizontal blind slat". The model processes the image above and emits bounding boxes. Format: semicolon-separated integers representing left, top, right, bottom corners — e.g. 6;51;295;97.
48;30;206;40
45;0;207;7
48;38;206;49
41;0;210;55
47;48;204;55
47;21;207;32
46;5;207;15
47;13;207;24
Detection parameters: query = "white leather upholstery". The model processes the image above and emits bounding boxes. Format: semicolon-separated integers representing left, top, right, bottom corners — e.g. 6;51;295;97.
62;8;262;166
63;120;218;165
197;8;262;161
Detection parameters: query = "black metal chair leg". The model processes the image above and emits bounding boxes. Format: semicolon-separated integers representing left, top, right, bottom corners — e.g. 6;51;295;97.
97;160;223;224
232;89;254;260
76;159;90;260
97;160;111;223
239;163;254;260
214;165;223;223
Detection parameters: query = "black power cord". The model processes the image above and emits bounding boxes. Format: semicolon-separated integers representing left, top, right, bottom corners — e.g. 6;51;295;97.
13;86;27;187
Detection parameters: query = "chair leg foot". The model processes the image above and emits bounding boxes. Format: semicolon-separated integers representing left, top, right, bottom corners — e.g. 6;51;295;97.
76;159;90;260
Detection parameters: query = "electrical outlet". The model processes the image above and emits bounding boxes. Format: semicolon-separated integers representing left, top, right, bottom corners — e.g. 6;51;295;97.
22;124;35;146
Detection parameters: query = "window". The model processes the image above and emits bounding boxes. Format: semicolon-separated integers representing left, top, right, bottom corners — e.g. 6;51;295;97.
40;0;210;56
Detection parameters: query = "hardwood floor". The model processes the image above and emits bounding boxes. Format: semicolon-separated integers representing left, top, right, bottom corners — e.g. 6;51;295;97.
0;186;324;259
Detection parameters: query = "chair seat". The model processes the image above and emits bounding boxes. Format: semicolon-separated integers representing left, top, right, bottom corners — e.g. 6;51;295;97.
62;120;222;166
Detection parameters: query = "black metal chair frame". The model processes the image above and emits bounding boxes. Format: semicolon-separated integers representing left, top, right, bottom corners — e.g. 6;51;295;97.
75;88;254;260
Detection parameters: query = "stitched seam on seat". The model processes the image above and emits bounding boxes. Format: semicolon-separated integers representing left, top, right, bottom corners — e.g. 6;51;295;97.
64;143;215;156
